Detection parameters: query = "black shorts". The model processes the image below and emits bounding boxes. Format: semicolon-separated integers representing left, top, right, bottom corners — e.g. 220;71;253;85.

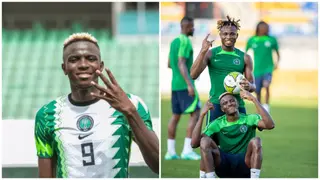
171;89;201;114
215;149;250;178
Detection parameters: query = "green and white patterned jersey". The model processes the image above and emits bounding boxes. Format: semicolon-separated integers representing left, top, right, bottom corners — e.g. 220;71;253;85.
34;93;153;178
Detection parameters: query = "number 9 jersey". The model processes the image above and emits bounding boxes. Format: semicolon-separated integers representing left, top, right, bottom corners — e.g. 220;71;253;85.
34;93;153;178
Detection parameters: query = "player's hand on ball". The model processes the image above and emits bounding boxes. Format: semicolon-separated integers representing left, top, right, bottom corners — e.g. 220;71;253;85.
91;68;135;113
201;100;214;116
239;78;251;91
201;33;215;53
240;88;255;102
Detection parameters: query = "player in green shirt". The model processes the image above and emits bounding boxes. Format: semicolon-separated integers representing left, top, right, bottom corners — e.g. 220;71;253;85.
165;17;201;161
190;16;256;177
191;90;275;178
246;21;280;112
35;33;159;178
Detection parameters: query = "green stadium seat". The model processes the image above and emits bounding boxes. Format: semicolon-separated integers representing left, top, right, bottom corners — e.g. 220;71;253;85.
2;25;159;119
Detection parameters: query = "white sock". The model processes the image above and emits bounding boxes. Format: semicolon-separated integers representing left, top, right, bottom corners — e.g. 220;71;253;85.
167;139;176;155
200;170;206;178
251;168;261;178
182;138;193;154
206;172;217;178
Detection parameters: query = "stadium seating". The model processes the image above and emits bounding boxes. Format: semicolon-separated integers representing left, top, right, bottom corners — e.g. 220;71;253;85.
2;24;159;119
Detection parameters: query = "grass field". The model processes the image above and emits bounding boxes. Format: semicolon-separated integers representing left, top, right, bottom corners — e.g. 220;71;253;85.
161;97;318;178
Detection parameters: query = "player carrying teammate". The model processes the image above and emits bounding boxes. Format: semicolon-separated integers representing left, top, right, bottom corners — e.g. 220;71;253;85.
34;33;159;178
246;21;280;112
165;16;201;160
190;16;256;177
191;90;275;178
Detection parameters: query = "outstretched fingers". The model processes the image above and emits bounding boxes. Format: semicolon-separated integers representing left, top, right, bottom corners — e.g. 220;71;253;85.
96;70;112;88
105;68;119;86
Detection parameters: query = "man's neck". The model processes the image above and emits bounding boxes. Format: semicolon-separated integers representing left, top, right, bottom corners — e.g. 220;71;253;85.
226;112;240;122
181;31;188;36
70;85;99;103
221;45;234;52
257;33;267;36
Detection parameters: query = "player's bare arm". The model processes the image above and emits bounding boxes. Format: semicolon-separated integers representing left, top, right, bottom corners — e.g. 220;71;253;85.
240;54;256;92
191;100;214;148
38;158;55;178
274;49;280;70
190;34;214;79
178;57;195;96
91;68;159;174
240;89;275;129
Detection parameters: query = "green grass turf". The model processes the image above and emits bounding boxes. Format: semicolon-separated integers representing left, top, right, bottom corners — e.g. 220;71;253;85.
160;97;318;178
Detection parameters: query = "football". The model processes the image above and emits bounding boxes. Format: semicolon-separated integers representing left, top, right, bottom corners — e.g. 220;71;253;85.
223;72;245;94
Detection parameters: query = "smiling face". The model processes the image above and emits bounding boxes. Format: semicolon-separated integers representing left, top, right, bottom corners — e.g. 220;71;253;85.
220;94;239;115
219;25;238;48
62;40;104;89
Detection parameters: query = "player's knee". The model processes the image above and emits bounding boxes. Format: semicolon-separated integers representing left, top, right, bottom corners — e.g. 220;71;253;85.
191;109;200;120
263;81;270;88
169;115;180;124
251;137;262;153
200;137;212;153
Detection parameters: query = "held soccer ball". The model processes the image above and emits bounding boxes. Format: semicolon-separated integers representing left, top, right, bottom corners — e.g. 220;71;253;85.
223;72;245;94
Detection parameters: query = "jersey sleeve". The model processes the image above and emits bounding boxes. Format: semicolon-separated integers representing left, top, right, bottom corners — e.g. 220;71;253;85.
129;94;153;131
202;120;220;137
246;114;262;127
178;36;191;59
34;106;54;158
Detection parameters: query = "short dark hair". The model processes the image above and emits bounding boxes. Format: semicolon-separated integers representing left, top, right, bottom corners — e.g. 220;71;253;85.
217;15;241;31
180;16;194;25
255;21;269;36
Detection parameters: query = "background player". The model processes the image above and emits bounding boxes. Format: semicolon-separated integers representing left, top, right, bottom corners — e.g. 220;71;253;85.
191;90;275;178
35;33;159;178
190;16;256;177
165;16;201;160
246;21;280;112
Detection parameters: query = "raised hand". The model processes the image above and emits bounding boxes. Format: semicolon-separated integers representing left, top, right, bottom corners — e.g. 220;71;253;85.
91;68;135;113
201;99;214;116
239;78;252;91
201;33;215;53
239;87;256;102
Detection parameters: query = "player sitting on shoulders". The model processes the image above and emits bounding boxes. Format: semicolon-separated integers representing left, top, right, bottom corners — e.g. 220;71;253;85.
191;89;275;178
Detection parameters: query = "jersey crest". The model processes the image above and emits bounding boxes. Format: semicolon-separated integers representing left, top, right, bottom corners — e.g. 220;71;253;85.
77;115;94;132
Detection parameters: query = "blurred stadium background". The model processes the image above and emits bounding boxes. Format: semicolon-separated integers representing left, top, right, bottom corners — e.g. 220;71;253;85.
161;2;318;178
2;2;159;178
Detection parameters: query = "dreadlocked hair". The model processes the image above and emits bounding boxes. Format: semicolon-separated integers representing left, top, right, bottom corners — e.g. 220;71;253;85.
217;15;241;31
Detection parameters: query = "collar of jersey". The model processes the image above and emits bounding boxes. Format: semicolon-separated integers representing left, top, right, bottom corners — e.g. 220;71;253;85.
253;35;270;41
222;114;245;126
68;93;100;106
216;49;240;58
